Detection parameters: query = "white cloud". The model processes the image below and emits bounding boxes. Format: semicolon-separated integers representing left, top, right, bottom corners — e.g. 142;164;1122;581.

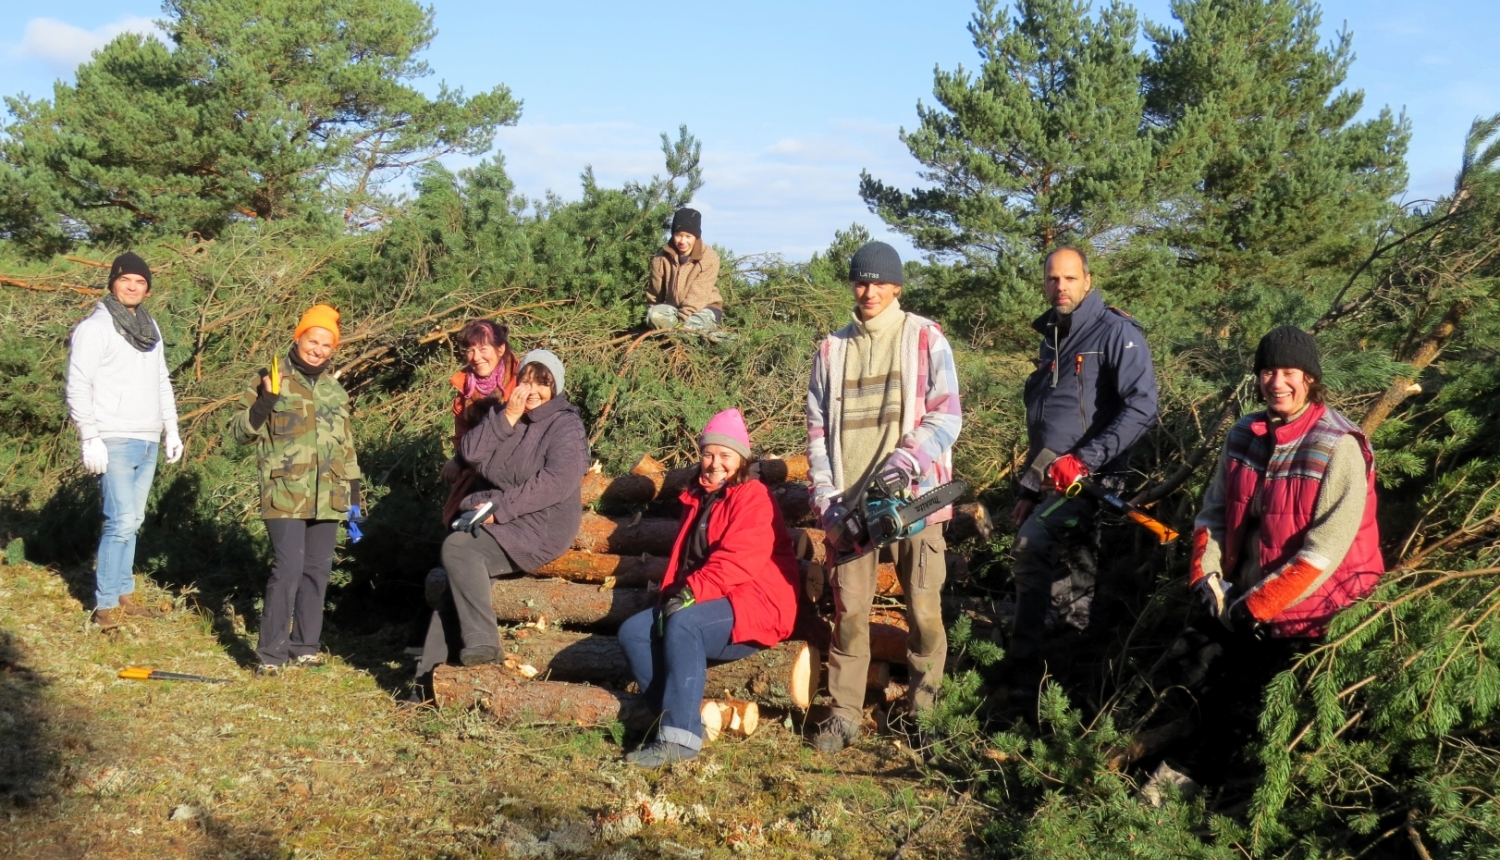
485;120;924;260
13;16;163;72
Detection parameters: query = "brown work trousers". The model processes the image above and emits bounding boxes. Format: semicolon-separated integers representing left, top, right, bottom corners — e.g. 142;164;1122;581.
827;526;947;723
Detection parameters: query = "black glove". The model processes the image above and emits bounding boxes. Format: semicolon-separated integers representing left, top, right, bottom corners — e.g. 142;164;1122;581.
657;584;696;635
248;371;282;430
1226;599;1262;636
349;480;363;514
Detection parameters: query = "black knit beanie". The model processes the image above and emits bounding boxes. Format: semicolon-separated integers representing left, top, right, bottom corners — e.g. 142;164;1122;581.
1254;325;1321;380
670;208;702;239
109;251;152;292
848;241;904;285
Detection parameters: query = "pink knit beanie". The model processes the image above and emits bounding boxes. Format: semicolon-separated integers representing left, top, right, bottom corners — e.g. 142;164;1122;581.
698;408;752;459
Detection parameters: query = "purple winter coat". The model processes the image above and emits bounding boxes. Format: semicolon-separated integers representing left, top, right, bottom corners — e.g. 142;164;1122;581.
457;396;588;572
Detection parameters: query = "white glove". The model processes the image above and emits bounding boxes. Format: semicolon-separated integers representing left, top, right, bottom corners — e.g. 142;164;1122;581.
1192;575;1234;617
81;437;109;474
164;432;184;464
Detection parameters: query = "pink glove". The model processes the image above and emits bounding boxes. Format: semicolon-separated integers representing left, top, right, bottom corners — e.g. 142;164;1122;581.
1047;454;1089;491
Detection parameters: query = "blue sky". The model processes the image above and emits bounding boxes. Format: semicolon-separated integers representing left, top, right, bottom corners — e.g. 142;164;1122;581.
2;1;1494;260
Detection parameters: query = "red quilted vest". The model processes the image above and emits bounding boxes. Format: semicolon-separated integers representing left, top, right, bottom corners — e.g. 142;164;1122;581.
1221;403;1384;637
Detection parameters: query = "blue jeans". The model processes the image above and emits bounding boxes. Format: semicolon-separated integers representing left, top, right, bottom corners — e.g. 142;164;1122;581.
617;598;760;751
96;438;158;609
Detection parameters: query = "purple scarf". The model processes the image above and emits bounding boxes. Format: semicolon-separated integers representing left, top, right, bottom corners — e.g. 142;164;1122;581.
463;362;508;400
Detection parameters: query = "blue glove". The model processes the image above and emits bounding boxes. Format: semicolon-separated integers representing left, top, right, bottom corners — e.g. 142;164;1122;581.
347;504;364;544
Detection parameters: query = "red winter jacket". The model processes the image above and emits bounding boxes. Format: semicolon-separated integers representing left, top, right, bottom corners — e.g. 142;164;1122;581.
659;477;801;647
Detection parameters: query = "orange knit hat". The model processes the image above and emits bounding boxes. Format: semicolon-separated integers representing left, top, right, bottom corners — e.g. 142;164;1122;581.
293;304;341;346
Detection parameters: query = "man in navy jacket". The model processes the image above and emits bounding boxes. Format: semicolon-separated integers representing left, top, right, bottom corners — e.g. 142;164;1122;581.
1005;246;1159;695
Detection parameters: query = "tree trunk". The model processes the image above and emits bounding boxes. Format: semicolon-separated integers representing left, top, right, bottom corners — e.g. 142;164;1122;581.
1361;301;1468;436
579;457;806;510
430;667;653;727
499;628;633;683
570;517;828;566
439;638;825;712
572;513;683;556
532;551;669;587
869;622;910;664
702;639;818;710
491;577;653;630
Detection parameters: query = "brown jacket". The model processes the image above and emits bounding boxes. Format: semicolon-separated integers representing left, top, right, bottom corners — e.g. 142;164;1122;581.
647;240;722;318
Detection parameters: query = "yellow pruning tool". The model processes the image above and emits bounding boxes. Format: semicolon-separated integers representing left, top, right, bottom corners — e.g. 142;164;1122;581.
119;666;231;684
269;355;282;395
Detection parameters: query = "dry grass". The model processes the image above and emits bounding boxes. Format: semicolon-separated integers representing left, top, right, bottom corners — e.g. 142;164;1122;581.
0;562;980;859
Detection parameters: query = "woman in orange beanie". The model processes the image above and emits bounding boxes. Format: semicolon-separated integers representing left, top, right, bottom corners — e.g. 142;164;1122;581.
231;304;361;675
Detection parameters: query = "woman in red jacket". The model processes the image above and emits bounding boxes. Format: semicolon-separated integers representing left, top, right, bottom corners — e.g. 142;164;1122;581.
617;408;801;767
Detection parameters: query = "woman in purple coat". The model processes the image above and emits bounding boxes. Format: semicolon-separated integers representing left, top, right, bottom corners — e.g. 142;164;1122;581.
410;350;588;701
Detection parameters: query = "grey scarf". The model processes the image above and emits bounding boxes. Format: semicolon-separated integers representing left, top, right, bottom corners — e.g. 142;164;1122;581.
102;294;160;352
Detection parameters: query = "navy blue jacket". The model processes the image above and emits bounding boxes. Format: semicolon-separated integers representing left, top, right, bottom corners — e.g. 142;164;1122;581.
1022;290;1159;483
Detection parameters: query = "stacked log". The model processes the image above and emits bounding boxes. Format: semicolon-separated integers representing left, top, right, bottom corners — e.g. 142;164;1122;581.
446;452;986;725
431;666;653;727
491;577;654;628
439;638;825;713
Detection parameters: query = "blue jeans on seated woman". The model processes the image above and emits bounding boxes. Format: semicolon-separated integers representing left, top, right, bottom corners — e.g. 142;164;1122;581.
617;598;761;751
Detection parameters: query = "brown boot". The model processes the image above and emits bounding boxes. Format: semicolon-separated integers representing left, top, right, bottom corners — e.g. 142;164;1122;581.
93;607;122;631
118;593;164;618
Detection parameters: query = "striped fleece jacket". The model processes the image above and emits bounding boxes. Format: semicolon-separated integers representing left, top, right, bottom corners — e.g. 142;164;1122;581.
806;310;962;524
1191;402;1384;637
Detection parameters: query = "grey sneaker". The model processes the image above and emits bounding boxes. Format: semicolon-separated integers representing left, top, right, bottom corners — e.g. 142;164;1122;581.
624;741;697;768
812;715;861;753
294;653;326;667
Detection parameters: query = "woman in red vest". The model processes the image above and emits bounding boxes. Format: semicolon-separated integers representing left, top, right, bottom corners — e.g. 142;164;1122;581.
616;408;801;767
1189;326;1384;638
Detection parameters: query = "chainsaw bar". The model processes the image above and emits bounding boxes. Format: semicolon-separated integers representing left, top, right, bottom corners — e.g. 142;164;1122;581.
897;481;968;528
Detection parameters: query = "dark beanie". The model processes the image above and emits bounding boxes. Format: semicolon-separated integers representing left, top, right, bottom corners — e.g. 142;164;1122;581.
670;208;702;239
848;241;904;285
1254;325;1321;380
109;252;152;291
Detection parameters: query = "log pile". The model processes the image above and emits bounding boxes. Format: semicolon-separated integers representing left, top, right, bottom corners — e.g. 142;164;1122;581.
440;453;993;736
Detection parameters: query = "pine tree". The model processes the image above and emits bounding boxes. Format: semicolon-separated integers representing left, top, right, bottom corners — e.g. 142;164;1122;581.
859;0;1155;346
1125;0;1409;341
0;0;519;256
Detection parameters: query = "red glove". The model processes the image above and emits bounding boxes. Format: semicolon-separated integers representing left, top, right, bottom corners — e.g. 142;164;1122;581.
1047;454;1089;491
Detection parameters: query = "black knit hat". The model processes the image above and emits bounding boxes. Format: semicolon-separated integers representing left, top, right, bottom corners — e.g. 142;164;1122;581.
109;251;152;292
848;241;904;285
1254;325;1321;380
670;208;702;239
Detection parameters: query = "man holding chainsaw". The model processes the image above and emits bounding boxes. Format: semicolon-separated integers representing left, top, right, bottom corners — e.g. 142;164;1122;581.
806;241;962;753
1005;246;1159;697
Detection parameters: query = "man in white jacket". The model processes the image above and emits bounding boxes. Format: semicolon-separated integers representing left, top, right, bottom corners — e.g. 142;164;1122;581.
65;252;182;629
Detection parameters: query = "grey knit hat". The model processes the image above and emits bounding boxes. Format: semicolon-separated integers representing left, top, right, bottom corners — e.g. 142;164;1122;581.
1254;326;1321;381
848;241;904;285
519;349;565;397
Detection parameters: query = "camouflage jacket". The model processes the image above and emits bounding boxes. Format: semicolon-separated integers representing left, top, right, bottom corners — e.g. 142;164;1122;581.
231;364;361;521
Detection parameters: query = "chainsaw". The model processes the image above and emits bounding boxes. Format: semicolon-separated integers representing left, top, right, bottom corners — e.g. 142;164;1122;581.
824;468;967;566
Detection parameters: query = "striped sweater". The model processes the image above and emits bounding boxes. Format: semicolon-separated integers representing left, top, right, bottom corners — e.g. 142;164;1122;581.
806;309;962;524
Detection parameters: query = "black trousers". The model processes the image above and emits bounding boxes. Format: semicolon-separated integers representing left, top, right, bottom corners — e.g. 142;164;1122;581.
258;518;339;666
415;529;516;676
